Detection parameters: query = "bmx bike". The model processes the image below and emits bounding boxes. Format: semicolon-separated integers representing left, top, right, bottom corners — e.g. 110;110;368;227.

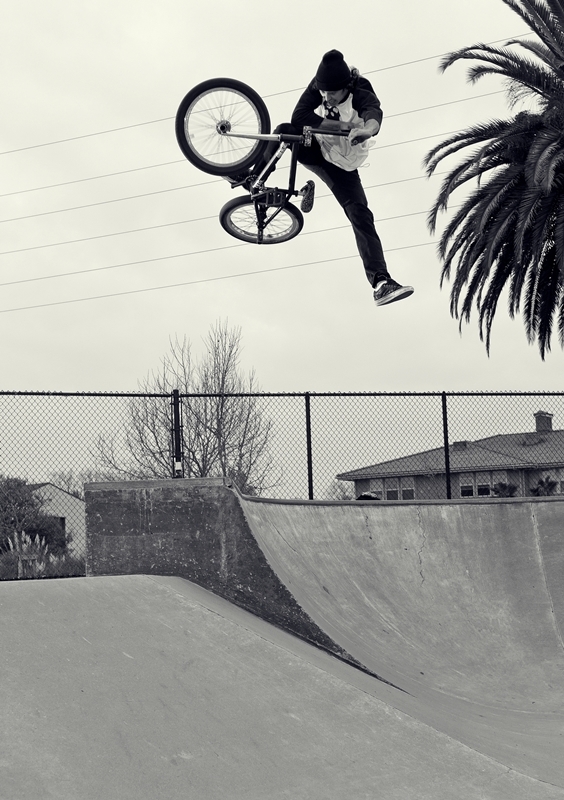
175;78;349;244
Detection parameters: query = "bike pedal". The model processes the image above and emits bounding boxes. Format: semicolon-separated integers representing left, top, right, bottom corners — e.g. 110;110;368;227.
299;180;315;213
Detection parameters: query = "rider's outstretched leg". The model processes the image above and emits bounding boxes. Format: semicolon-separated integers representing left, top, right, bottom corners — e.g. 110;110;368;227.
295;144;413;302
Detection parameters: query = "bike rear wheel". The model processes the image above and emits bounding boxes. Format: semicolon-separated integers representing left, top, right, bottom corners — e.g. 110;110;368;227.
176;78;271;176
219;196;304;244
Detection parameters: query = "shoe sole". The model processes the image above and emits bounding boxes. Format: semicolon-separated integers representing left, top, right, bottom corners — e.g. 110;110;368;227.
374;286;414;306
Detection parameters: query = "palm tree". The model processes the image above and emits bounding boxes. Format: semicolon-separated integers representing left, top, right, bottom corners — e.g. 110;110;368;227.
424;0;564;359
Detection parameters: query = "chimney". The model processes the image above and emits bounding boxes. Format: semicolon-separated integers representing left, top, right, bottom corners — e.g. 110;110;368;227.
534;410;553;432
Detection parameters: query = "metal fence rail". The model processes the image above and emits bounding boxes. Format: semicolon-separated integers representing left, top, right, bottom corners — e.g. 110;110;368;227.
1;389;564;580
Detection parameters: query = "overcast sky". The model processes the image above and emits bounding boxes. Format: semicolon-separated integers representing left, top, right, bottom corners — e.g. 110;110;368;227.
1;0;562;394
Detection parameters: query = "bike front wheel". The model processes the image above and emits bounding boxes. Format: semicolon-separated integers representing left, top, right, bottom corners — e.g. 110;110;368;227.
219;196;304;244
176;78;271;176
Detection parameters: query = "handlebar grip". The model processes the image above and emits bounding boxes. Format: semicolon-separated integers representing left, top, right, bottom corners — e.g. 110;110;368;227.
302;125;351;147
305;126;350;136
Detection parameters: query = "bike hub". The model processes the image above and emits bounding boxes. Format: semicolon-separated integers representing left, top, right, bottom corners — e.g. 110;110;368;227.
216;120;231;135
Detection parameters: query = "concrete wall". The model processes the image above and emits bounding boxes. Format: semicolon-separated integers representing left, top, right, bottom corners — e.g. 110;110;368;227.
85;478;352;663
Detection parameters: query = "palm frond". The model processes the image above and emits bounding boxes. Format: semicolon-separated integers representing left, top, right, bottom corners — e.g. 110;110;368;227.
424;117;516;174
507;37;564;71
445;204;517;320
478;242;518;351
557;288;564;347
513;186;545;262
527;250;561;356
450;44;561;102
502;0;564;55
524;126;564;188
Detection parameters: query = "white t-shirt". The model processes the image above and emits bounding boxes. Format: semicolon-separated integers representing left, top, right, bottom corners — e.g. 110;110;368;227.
315;94;372;171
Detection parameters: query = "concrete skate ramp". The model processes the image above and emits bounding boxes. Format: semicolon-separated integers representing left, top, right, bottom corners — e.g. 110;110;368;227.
240;495;564;787
7;575;564;800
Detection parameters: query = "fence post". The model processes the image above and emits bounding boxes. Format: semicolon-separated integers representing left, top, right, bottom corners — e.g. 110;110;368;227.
305;392;314;500
171;389;184;478
441;391;452;499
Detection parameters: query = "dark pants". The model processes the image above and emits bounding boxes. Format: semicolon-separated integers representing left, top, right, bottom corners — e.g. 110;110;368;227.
258;123;391;287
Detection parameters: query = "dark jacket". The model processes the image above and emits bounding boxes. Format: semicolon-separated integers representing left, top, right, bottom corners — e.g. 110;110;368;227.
291;75;383;131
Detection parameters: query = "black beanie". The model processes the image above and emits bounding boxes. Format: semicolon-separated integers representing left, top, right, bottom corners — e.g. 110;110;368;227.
315;50;351;91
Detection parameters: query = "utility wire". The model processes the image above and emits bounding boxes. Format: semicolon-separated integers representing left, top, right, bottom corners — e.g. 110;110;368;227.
386;90;504;119
0;172;446;256
0;208;437;287
0;129;458;225
0;185;211;225
0;117;173;156
363;33;529;74
0;33;528;157
0;160;188;198
0;90;504;199
0;241;436;315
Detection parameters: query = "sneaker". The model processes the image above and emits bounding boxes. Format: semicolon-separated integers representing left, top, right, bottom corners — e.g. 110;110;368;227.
299;180;315;213
373;279;414;306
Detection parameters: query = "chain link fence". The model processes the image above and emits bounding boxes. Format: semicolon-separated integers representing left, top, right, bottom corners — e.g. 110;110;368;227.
2;390;564;580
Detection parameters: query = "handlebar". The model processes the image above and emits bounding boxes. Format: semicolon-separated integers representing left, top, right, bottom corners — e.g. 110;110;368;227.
219;126;352;146
302;126;350;146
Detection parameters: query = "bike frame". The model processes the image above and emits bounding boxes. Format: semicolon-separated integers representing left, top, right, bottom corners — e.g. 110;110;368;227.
221;129;309;196
221;126;349;237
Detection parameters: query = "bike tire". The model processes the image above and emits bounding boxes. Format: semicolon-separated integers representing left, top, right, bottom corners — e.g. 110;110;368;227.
175;78;271;176
219;195;304;244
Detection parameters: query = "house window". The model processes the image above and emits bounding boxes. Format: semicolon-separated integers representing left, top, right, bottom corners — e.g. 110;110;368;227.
477;484;491;496
368;479;383;499
384;477;399;501
402;488;415;500
460;484;474;497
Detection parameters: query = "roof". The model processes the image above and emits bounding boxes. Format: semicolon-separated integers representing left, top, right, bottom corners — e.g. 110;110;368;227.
28;482;85;502
336;429;564;481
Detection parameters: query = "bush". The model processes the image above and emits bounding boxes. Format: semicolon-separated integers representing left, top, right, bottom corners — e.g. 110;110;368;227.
0;535;86;581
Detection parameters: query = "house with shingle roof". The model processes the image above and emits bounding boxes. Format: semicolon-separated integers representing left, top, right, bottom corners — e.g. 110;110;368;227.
336;411;564;500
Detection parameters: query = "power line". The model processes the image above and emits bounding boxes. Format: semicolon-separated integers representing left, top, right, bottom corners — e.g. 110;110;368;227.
0;129;458;226
0;242;245;286
363;33;529;74
0;160;188;198
0;117;173;156
0;183;215;225
0;90;504;199
0;172;445;256
0;33;528;157
0;215;214;255
0;241;436;315
0;207;436;288
386;90;504;119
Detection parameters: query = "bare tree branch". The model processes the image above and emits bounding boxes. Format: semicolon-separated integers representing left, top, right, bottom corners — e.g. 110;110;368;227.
94;321;278;493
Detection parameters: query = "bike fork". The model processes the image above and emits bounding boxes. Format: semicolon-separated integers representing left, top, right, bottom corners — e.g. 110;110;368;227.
253;199;286;244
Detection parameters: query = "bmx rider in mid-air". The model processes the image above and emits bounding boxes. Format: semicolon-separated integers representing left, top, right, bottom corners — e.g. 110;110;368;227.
251;49;414;307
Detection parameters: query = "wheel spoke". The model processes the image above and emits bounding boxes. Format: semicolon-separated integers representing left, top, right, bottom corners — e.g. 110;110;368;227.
184;89;263;170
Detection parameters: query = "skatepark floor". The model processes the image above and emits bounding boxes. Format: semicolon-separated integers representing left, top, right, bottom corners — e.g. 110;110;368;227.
2;572;564;800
